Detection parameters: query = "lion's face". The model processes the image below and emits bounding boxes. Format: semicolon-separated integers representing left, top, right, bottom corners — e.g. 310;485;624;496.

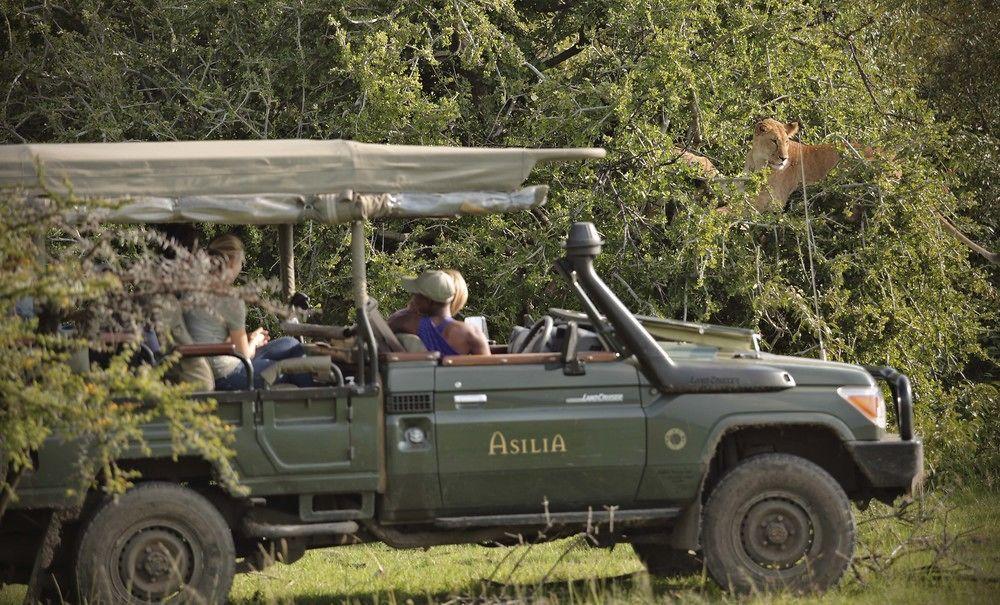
750;118;800;170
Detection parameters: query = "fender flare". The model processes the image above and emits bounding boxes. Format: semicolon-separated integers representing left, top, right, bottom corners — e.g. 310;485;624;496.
669;413;855;550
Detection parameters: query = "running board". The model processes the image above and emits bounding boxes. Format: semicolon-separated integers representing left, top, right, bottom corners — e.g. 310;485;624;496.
242;518;359;539
434;507;681;529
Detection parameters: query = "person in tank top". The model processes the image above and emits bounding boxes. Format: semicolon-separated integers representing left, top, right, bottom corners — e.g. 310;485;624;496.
387;270;490;356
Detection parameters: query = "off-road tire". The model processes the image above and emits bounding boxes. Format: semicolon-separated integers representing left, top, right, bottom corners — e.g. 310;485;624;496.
74;482;235;604
702;453;854;594
632;543;702;577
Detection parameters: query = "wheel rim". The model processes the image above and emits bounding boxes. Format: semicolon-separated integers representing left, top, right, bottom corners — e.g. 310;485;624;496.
115;522;199;600
737;492;819;572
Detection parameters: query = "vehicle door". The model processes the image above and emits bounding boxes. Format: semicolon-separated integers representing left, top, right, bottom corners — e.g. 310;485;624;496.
434;353;645;512
251;385;380;494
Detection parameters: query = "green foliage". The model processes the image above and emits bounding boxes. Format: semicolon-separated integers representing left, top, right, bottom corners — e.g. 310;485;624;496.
1;0;997;484
0;192;244;512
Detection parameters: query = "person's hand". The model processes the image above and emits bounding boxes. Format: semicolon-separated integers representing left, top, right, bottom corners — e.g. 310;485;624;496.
250;327;270;347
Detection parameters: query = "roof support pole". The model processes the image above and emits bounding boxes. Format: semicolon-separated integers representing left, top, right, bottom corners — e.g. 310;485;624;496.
351;220;377;387
278;224;295;301
350;221;368;306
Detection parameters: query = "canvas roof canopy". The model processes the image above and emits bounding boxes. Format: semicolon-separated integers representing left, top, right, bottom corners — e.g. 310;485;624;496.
0;140;605;225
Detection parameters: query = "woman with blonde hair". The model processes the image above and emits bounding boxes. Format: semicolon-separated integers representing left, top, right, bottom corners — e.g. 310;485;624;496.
184;234;309;389
387;268;489;356
443;269;468;316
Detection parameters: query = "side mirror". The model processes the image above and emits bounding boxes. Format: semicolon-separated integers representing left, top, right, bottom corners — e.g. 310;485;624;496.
562;321;585;375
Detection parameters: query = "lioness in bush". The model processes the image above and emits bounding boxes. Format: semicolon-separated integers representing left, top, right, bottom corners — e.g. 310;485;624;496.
746;118;997;264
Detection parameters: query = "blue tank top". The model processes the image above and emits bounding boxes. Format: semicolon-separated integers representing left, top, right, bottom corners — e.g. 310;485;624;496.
417;316;460;356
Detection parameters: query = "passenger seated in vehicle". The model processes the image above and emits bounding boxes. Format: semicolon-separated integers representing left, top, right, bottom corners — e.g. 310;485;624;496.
388;270;490;356
185;234;312;389
443;269;468;316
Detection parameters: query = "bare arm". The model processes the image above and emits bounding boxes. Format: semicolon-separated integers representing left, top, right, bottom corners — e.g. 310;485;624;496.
466;324;491;356
229;328;268;359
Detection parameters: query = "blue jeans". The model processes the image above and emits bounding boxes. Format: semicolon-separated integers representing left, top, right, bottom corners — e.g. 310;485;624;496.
216;336;314;390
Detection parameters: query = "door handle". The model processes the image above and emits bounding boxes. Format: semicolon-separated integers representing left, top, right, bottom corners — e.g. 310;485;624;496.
454;394;487;408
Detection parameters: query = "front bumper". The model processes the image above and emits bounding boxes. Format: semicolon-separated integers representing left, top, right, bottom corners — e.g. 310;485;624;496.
846;438;923;493
849;365;923;495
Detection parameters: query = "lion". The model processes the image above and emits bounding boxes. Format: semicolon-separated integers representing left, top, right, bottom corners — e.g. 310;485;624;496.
745;118;997;264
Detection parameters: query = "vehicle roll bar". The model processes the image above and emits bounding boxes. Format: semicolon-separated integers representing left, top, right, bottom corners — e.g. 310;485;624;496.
864;365;915;441
281;321;355;340
352;220;379;387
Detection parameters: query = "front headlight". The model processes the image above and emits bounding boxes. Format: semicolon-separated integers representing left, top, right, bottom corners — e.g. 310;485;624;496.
837;386;887;429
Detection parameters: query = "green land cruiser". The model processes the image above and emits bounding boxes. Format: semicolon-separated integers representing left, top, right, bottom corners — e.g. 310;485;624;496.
0;140;922;602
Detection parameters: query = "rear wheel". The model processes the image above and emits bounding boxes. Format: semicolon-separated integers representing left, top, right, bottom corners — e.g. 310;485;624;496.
74;482;235;604
631;543;702;577
702;453;854;594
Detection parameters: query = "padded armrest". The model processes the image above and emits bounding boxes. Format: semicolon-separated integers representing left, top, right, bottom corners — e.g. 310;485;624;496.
175;343;253;390
176;343;237;357
281;321;354;340
578;351;620;363
441;352;561;367
99;332;140;344
382;351;442;363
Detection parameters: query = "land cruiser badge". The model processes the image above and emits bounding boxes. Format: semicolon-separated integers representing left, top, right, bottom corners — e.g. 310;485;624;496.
565;392;624;403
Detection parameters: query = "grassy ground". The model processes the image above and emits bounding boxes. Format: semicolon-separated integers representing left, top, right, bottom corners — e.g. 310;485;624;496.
2;490;997;604
226;490;1000;604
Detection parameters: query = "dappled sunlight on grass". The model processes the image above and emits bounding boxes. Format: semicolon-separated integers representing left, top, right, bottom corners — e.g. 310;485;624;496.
228;491;999;604
1;491;995;604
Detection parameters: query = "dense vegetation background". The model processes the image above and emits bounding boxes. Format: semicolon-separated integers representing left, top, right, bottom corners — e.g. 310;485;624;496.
1;0;997;490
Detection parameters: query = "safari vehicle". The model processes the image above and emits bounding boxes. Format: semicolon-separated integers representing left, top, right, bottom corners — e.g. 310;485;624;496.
0;141;922;602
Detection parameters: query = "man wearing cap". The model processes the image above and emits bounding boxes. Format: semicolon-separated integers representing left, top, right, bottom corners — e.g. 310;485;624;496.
388;270;491;356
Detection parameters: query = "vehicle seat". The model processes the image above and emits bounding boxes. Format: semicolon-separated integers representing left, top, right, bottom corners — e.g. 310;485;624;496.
395;333;427;352
365;298;406;353
259;356;344;387
508;326;530;354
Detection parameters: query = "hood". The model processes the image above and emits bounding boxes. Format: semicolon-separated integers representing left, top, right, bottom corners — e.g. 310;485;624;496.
737;352;875;387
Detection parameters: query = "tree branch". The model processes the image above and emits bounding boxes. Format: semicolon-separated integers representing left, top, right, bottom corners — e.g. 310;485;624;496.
542;30;589;69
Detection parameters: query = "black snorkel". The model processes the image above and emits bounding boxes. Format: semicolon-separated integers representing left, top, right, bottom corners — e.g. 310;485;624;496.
558;222;679;390
558;222;795;394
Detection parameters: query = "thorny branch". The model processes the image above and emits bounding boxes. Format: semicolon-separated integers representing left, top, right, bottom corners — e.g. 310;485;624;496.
852;496;998;585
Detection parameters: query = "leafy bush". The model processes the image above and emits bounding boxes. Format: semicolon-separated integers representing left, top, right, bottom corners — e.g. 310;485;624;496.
2;0;997;484
0;192;254;514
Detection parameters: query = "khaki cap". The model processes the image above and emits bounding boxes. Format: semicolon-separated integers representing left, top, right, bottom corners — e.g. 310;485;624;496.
402;270;455;303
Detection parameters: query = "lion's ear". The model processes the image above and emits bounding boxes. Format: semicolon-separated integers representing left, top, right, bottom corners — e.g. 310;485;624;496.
785;121;800;137
754;120;768;134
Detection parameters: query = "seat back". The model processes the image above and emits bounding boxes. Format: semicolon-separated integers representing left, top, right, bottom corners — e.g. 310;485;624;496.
364;298;406;353
395;333;428;352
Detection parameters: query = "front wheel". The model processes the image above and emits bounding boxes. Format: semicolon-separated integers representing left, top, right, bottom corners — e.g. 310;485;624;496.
702;453;855;594
74;482;235;604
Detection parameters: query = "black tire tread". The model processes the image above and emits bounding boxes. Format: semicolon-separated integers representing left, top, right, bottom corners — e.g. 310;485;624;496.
74;481;235;604
702;453;855;594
